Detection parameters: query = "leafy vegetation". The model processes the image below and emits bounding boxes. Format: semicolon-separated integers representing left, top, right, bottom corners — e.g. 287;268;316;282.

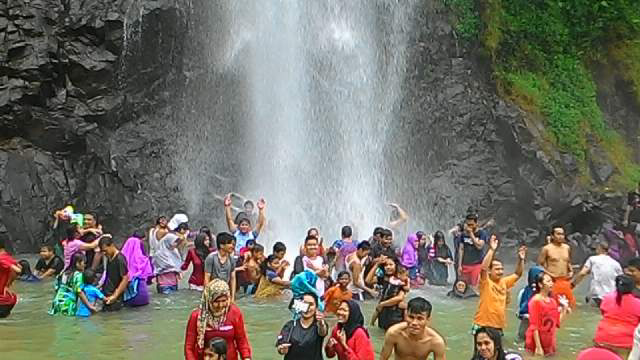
444;0;640;186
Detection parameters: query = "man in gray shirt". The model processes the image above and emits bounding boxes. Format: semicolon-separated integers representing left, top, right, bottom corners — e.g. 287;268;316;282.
204;232;237;301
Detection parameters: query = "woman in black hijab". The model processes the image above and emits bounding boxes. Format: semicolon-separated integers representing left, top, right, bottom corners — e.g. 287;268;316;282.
325;300;375;360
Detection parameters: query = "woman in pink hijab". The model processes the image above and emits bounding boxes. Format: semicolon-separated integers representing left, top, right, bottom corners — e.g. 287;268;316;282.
121;231;153;307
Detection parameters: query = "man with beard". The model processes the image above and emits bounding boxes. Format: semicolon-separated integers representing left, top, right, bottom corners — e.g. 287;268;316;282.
380;297;446;360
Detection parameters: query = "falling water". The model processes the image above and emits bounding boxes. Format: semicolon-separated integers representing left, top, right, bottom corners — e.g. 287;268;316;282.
176;0;417;246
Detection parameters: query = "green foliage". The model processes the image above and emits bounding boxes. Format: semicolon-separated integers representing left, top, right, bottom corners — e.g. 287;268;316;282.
474;0;640;185
444;0;481;40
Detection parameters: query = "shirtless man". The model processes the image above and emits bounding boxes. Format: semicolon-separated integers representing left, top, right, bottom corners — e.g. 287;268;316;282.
380;297;446;360
243;243;265;290
345;241;378;300
538;224;576;307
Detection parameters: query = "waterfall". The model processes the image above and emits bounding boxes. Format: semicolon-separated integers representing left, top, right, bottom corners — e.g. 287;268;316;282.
178;0;417;246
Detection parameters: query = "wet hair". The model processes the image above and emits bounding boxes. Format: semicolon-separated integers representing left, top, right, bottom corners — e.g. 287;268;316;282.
18;260;32;277
373;227;384;236
273;242;286;254
341;225;353;238
216;232;235;249
465;213;479;222
596;241;609;252
207;337;227;357
357;240;371;251
251;243;264;254
40;244;54;253
381;228;393;238
407;297;432;317
83;269;97;285
155;216;167;225
550;223;564;234
337;270;351;280
616;274;634;305
473;327;505;360
99;236;115;248
66;252;85;274
304;235;318;245
307;227;319;236
85;212;98;223
194;233;210;263
627;257;640;270
261;254;279;276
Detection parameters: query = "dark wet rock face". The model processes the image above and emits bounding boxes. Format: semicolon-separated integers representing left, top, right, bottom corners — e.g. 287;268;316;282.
0;0;637;253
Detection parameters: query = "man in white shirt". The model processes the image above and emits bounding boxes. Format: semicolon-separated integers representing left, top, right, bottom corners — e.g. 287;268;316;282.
572;241;623;306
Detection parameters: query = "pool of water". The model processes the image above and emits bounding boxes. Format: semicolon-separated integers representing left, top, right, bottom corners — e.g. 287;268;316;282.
0;259;598;359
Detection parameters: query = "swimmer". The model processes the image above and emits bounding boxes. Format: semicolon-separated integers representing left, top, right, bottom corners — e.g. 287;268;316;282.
35;245;64;279
472;327;523;360
380;297;446;360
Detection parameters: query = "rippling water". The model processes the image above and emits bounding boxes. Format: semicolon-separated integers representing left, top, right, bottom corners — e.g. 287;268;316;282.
0;260;599;360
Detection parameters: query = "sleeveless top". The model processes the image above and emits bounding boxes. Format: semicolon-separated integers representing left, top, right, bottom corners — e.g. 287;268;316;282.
149;228;159;258
346;254;366;297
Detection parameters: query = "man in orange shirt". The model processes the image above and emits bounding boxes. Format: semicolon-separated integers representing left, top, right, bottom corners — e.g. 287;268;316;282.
472;235;526;335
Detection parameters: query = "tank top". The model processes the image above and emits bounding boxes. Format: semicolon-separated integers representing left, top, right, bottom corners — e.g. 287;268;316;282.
346;254;366;298
149;228;159;258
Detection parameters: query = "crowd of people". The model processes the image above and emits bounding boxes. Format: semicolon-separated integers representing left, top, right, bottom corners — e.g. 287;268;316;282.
3;188;640;359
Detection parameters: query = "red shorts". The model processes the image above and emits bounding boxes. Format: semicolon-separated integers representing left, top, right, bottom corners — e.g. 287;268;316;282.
552;277;576;308
461;264;483;286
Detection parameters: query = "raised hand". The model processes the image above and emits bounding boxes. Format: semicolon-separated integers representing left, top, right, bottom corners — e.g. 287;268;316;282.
489;235;499;251
517;245;527;261
257;198;266;210
223;193;232;207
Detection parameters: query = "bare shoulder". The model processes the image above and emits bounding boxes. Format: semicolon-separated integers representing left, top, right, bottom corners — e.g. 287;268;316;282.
385;322;408;338
427;327;446;346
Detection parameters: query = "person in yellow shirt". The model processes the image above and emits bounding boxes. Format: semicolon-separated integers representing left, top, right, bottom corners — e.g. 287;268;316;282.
471;234;526;336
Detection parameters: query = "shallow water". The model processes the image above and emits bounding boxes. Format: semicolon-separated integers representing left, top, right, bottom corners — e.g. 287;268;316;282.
0;260;599;360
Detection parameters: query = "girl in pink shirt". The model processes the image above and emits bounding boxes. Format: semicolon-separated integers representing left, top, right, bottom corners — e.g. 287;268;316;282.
594;274;640;357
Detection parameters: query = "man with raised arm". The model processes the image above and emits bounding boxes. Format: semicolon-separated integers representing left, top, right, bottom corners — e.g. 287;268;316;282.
380;297;446;360
472;235;526;335
223;193;266;254
538;224;576;308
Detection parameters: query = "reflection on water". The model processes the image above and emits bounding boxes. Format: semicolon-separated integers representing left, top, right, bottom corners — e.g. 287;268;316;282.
0;262;598;360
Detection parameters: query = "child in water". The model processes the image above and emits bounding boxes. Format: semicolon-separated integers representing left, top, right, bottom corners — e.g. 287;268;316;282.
76;269;104;317
205;337;227;360
370;265;410;326
324;271;353;314
16;260;39;282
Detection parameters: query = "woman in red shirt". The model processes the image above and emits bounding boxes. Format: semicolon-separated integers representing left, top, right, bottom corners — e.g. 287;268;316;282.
184;279;252;360
325;300;375;360
525;272;570;356
182;233;211;291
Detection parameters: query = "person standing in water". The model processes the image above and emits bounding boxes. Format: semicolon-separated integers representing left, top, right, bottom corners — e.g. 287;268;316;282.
302;235;329;296
380;297;447;360
456;214;488;291
183;233;212;291
120;232;153;306
345;241;377;301
538;224;576;308
332;225;357;274
204;233;237;301
572;241;623;306
0;237;21;318
35;244;64;279
472;327;523;360
324;300;375;360
148;216;168;259
223;194;266;254
153;214;189;294
276;292;328;360
472;235;525;335
100;236;130;311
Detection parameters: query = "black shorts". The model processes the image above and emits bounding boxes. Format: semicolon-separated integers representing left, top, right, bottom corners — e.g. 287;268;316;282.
0;303;16;318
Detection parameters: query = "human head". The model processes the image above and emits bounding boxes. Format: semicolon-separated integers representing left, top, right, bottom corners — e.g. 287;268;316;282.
300;293;318;320
383;258;397;276
238;218;251;234
195;233;210;255
488;258;504;281
83;269;98;285
474;327;505;360
337;271;351;288
66;224;80;240
205;279;231;317
626;257;640;286
341;225;353;239
68;252;86;273
465;213;478;233
616;274;635;305
534;272;553;295
83;213;97;228
251;243;264;261
39;245;54;260
455;279;467;294
200;226;213;244
307;227;319;238
245;239;256;250
405;297;432;335
381;228;393;247
356;240;370;258
373;227;384;242
243;200;254;214
595;241;609;255
156;216;168;228
550;224;565;244
396;264;409;282
434;231;445;247
216;232;235;255
175;222;189;235
204;337;227;360
262;254;280;274
273;242;286;259
304;235;318;257
99;236;117;257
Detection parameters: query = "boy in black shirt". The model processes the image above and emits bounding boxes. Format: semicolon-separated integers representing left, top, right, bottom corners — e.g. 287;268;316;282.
35;245;64;279
99;236;129;311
